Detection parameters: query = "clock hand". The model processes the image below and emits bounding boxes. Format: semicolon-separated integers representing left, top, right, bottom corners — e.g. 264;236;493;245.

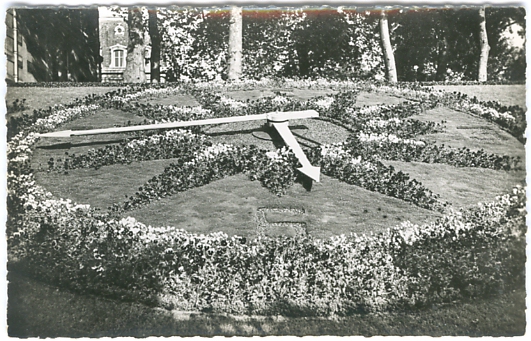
37;110;319;138
270;121;321;182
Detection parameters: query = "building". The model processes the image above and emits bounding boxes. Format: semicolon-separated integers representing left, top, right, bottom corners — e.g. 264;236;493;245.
5;8;37;83
5;7;161;83
99;7;159;82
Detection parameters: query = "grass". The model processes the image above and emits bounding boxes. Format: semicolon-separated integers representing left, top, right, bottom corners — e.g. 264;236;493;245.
129;173;439;239
5;86;122;119
410;106;525;159
8;270;525;337
6;84;527;336
383;160;526;208
430;84;526;108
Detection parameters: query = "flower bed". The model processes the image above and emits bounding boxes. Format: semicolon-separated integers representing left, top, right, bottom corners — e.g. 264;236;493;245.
7;80;526;317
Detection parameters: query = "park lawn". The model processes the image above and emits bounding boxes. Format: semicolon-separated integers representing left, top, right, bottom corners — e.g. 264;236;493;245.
382;160;525;208
430;84;526;108
7;270;525;337
29;86;525;237
5;86;122;118
410;106;525;160
129;173;439;239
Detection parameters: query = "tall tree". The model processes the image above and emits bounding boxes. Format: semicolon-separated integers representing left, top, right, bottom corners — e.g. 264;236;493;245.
123;7;146;83
227;6;242;80
148;8;161;83
485;7;525;81
478;7;490;82
16;8;100;81
379;11;397;82
291;9;352;78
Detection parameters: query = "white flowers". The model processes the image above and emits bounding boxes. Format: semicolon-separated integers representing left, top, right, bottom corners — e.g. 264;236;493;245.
366;117;401;128
219;96;248;109
265;146;292;161
320;143;349;158
314;96;335;109
468;103;516;121
358;132;426;147
111;87;182;103
271;95;290;105
125;129;203;149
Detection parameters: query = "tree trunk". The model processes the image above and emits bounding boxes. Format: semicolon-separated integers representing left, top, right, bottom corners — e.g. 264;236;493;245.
297;45;310;77
478;7;490;82
227;6;242;80
123;7;146;83
435;36;448;81
379;11;397;82
148;8;161;83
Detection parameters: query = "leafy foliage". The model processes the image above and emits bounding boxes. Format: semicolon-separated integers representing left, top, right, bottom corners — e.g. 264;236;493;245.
16;8;100;82
6;98;30;114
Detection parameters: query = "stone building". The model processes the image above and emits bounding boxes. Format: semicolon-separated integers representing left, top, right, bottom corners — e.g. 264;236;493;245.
5;7;160;83
98;7;156;82
5;8;37;83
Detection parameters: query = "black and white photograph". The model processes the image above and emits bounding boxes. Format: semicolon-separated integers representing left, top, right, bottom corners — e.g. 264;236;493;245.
2;0;527;337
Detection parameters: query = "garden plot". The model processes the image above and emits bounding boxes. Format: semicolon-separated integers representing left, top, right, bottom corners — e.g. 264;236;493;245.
22;83;525;238
431;84;526;108
130;173;438;240
410;106;525;159
5;86;122;119
7;81;526;321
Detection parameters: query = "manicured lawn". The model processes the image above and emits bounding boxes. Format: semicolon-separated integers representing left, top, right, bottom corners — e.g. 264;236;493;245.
410;106;525;159
5;86;122;118
129;173;439;239
430;84;526;108
8;270;525;337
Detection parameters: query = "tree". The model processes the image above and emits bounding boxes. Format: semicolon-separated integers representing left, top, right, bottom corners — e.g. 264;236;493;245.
486;7;525;81
379;10;397;82
148;8;161;83
227;6;242;80
123;7;146;83
16;8;100;82
478;7;490;82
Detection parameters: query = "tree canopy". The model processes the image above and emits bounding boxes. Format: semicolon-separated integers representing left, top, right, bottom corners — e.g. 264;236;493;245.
16;7;100;82
12;6;526;82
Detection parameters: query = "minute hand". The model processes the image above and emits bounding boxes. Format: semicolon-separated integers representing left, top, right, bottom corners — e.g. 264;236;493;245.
270;121;321;182
36;110;319;138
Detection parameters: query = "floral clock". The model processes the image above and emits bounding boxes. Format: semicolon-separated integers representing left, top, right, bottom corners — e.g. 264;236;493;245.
7;80;526;316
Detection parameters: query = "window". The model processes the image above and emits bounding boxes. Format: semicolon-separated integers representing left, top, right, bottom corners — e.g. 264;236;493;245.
18;56;23;69
144;46;151;67
110;44;127;68
114;49;125;67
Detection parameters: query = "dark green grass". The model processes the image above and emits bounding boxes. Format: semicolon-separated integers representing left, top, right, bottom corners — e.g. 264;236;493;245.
411;106;525;160
129;173;439;239
431;84;526;108
5;86;122;119
7;270;525;337
383;160;526;208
